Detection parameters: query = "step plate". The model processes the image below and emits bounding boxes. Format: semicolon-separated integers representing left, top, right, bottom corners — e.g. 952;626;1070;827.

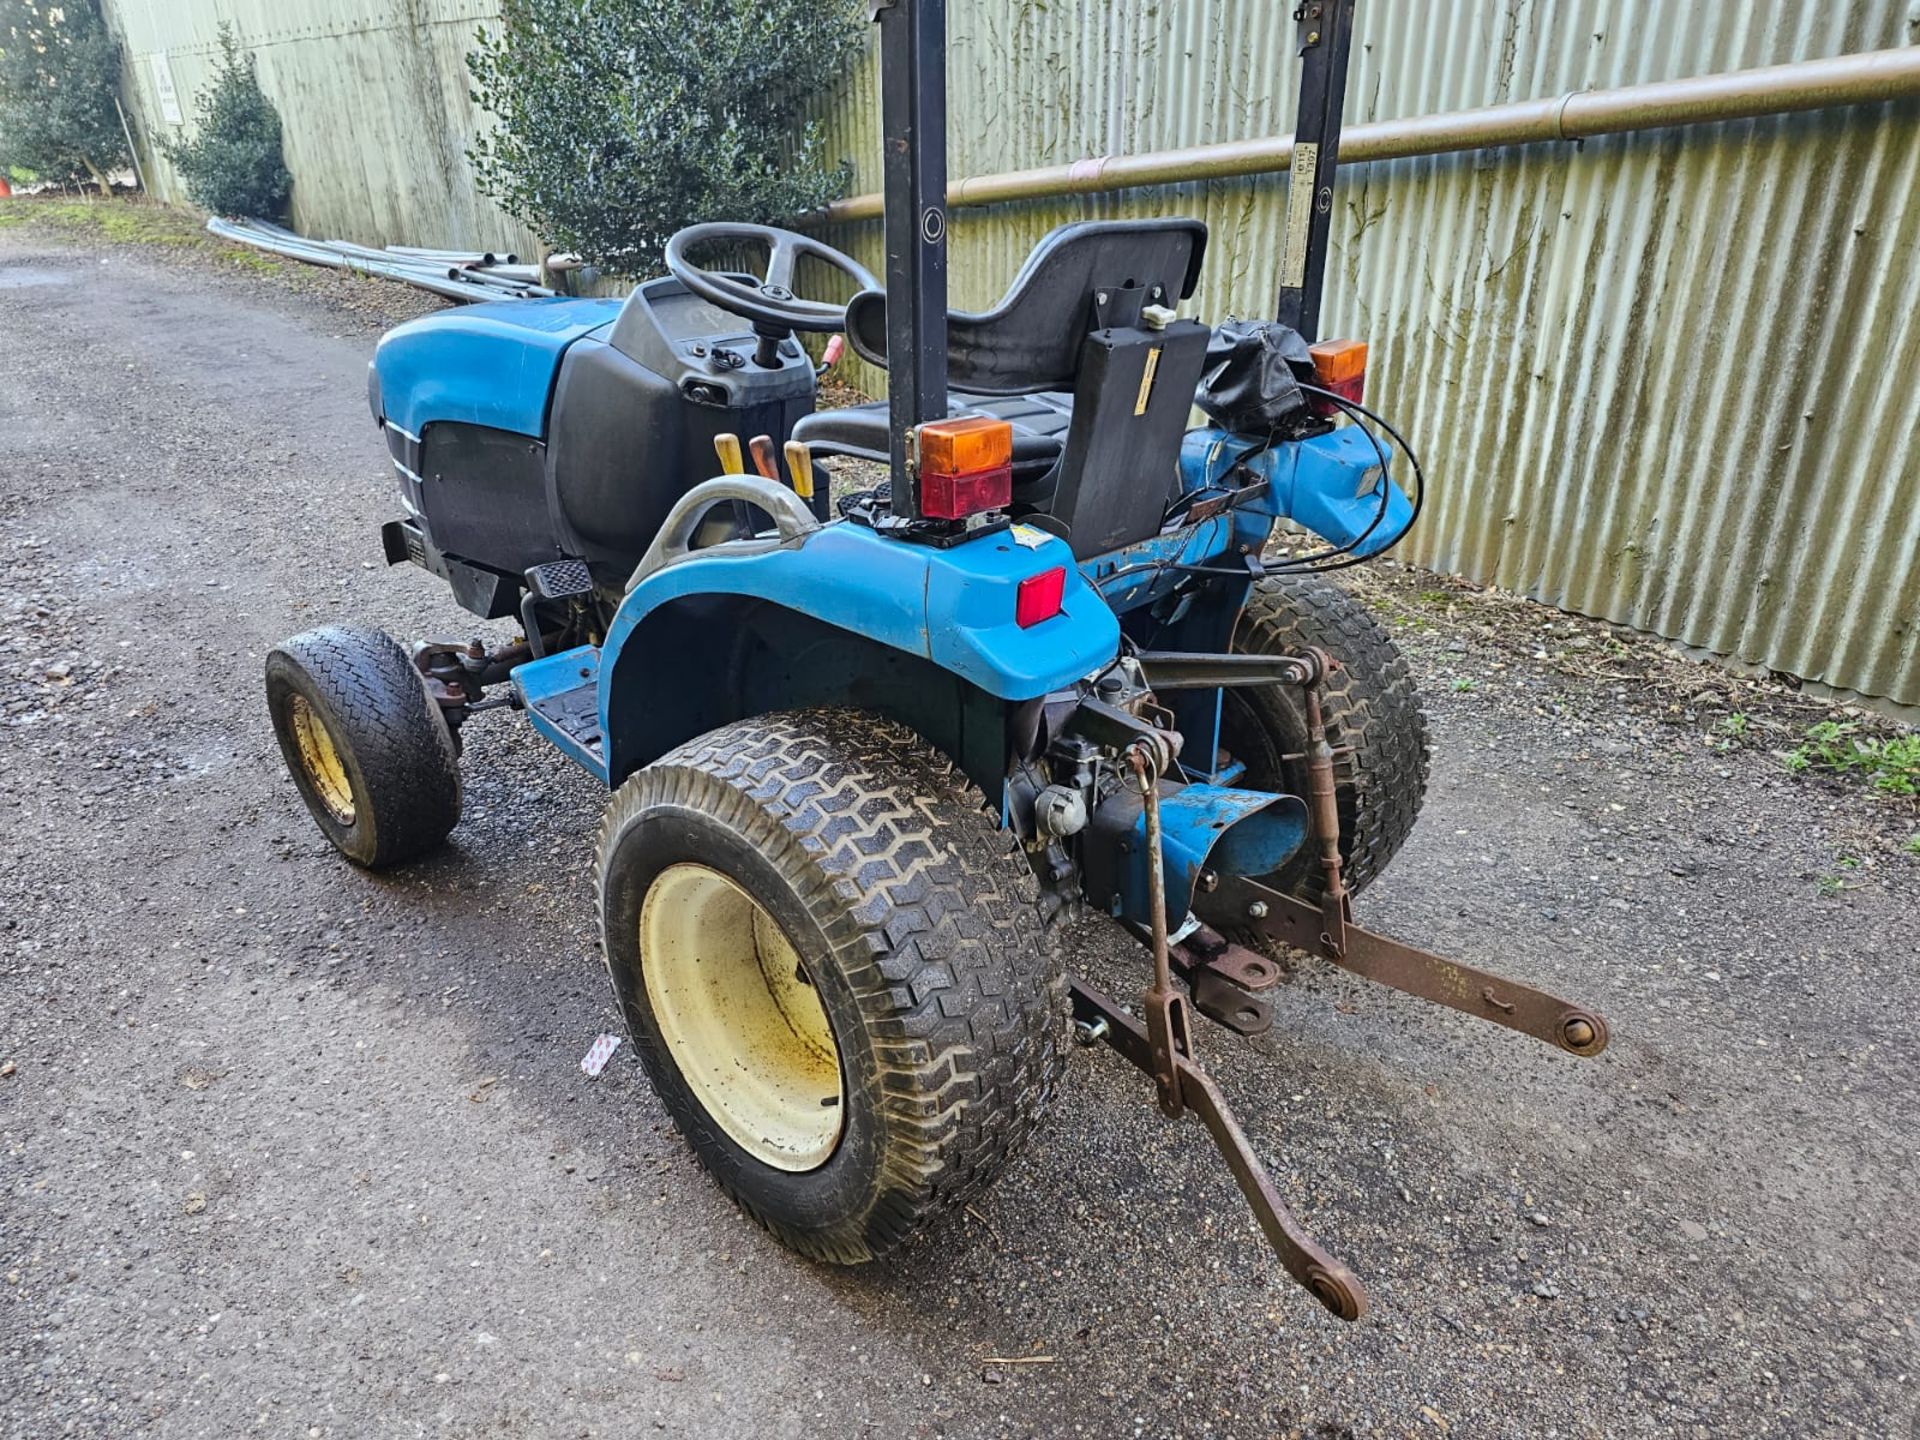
511;645;607;783
529;682;602;754
526;558;593;600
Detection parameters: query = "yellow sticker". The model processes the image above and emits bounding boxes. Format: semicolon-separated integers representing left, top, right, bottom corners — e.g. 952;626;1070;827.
1134;346;1162;416
1010;523;1050;550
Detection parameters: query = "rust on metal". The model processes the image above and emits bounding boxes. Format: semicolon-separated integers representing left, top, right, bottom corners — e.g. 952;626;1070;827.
1069;979;1368;1321
1200;876;1610;1058
1170;924;1281;1036
1298;649;1351;951
1131;745;1191;1117
1174;924;1283;991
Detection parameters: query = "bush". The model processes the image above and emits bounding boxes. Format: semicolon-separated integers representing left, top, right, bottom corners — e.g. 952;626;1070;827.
0;0;128;193
164;27;292;219
467;0;865;276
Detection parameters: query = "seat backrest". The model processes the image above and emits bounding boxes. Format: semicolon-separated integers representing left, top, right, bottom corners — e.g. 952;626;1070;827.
844;219;1207;397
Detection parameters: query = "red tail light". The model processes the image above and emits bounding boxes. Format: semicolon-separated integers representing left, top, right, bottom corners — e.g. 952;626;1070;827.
917;417;1013;520
1016;566;1066;628
1308;338;1368;417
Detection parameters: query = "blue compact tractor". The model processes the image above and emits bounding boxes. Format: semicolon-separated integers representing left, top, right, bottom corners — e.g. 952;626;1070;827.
265;0;1607;1319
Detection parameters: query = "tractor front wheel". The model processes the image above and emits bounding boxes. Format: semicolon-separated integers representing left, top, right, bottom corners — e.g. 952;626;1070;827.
596;709;1063;1264
264;625;462;867
1222;572;1429;903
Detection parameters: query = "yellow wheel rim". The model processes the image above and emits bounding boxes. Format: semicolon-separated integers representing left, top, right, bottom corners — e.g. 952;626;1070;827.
640;864;844;1172
288;693;356;826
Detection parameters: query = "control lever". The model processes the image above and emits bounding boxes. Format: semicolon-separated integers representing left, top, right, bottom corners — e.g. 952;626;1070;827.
783;440;816;502
713;433;744;474
747;434;780;483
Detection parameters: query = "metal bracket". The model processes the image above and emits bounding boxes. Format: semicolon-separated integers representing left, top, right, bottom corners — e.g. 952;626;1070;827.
1197;875;1609;1056
1170;923;1282;1036
1069;979;1367;1321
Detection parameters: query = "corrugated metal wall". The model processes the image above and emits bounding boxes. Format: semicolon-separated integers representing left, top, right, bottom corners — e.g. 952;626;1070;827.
817;1;1920;709
101;0;1920;707
105;0;538;256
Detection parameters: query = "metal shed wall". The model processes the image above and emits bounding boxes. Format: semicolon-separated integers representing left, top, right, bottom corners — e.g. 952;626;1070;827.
816;1;1920;709
100;0;1920;706
103;0;539;257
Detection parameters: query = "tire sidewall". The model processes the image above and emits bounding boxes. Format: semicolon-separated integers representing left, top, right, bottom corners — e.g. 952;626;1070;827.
600;797;891;1242
264;626;463;869
265;654;382;865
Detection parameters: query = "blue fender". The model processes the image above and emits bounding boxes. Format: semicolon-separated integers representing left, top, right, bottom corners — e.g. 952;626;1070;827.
1179;424;1412;559
595;517;1121;778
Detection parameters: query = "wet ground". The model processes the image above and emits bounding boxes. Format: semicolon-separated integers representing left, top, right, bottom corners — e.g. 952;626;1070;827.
2;224;1915;1438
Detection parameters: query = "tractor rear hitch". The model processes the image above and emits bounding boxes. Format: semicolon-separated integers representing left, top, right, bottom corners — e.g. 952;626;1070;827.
1085;742;1367;1321
1073;652;1610;1320
1200;875;1611;1057
1068;977;1368;1322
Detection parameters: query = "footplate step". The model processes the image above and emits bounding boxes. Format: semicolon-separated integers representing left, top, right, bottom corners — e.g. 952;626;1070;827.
525;557;594;600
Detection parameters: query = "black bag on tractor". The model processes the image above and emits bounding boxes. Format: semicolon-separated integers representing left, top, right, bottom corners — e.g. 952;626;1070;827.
263;0;1608;1320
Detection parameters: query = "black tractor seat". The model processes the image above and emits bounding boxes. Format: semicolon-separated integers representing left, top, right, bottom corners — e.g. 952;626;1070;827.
792;391;1073;480
794;218;1212;555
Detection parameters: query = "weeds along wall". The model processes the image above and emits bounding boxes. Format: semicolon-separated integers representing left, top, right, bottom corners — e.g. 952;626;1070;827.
103;0;1920;710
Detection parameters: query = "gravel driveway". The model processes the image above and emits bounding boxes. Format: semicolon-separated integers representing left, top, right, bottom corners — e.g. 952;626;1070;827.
1;230;1914;1439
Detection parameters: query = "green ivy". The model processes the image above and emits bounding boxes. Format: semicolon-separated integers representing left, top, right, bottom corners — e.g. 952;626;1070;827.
0;0;128;192
467;0;865;276
164;27;292;220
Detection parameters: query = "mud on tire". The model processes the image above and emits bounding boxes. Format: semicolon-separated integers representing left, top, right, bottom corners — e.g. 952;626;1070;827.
1222;572;1429;903
264;625;462;868
596;708;1065;1264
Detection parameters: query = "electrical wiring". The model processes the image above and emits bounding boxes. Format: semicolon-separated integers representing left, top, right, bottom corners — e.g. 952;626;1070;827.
1263;383;1425;574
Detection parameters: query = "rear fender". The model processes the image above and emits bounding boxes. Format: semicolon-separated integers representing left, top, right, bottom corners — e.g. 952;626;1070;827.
1178;425;1412;559
596;518;1120;784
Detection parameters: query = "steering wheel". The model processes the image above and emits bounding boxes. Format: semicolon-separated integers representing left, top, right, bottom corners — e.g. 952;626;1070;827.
664;222;878;335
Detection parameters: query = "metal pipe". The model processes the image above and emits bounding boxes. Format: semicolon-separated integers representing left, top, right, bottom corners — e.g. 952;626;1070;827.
205;218;529;303
823;45;1920;223
113;96;148;195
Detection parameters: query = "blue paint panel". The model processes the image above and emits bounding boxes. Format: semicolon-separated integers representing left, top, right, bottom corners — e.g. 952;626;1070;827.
598;519;1121;753
1113;783;1308;927
1075;513;1236;616
1179;425;1412;558
511;644;610;783
922;527;1120;686
372;297;623;439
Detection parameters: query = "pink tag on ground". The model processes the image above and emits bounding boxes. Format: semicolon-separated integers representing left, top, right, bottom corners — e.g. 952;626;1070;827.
580;1033;623;1078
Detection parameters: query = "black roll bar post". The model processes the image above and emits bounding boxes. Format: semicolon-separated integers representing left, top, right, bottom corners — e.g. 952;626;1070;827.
1274;0;1358;342
870;0;950;523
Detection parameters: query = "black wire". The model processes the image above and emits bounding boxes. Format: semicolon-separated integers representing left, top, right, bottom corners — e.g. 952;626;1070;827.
1264;383;1426;574
1259;389;1394;569
1086;388;1426;596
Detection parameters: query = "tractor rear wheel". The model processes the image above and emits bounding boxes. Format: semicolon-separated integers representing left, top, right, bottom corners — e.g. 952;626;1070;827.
264;625;462;867
596;709;1063;1264
1221;572;1429;904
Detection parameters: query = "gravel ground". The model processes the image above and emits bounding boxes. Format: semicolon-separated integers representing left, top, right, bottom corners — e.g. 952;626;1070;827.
2;229;1916;1440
